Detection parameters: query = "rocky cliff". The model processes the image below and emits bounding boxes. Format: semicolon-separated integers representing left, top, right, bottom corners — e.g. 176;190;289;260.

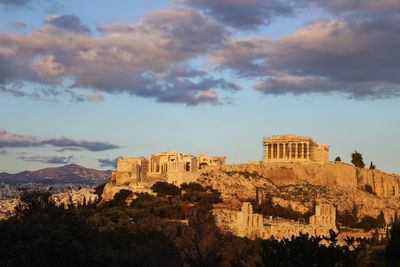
218;162;399;197
198;162;400;223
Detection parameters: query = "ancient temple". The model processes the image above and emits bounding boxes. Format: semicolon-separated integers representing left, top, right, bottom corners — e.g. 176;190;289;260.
263;135;329;163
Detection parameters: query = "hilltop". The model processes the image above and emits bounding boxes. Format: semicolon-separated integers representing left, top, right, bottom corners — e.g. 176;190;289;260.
0;164;111;185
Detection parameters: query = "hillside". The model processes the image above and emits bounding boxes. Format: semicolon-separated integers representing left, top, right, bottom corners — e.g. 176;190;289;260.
0;164;111;185
198;162;400;223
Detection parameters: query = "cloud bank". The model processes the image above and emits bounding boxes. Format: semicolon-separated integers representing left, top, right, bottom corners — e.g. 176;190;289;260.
177;0;294;30
211;15;400;98
0;128;119;151
98;157;122;169
19;155;73;164
0;8;240;105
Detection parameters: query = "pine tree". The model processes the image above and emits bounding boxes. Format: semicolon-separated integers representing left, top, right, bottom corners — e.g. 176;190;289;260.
351;151;365;168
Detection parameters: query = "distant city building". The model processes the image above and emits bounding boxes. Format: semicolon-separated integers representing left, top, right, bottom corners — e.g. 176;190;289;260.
263;135;329;163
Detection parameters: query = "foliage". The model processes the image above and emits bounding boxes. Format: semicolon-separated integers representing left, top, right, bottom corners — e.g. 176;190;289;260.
335;156;341;162
386;222;400;267
370;161;376;170
261;231;367;267
0;191;181;267
181;182;206;192
356;211;386;231
351;150;365;168
110;189;133;207
151;181;181;197
180;182;222;204
337;205;358;228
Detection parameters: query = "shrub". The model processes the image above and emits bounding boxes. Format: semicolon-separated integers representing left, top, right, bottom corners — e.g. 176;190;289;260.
151;182;181;197
181;182;206;192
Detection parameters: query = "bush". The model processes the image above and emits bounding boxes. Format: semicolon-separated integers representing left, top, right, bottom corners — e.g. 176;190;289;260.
181;182;206;192
0;191;182;267
151;182;181;197
261;231;365;267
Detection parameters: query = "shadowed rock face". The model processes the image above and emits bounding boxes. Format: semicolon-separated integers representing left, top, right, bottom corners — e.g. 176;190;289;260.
0;164;111;185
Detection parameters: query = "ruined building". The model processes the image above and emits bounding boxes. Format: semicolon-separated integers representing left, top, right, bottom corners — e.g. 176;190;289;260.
235;202;337;240
110;151;226;187
263;135;329;163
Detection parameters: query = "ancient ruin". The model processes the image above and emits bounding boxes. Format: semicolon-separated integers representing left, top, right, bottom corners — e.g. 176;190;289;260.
102;134;400;242
234;202;337;240
102;151;226;201
263;135;329;163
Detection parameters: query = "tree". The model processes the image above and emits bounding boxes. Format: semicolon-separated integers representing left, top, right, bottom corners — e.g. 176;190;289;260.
335;156;341;162
386;222;400;266
377;210;386;228
110;189;133;206
151;181;181;197
369;161;376;170
261;231;365;267
351;151;365;168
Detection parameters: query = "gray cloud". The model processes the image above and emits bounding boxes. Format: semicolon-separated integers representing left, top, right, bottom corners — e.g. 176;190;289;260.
0;128;119;151
19;155;73;164
0;8;240;105
45;14;91;34
98;157;122;168
177;0;294;30
211;15;400;98
307;0;400;16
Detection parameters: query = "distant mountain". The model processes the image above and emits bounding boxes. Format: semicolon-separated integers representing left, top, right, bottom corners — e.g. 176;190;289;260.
0;164;111;185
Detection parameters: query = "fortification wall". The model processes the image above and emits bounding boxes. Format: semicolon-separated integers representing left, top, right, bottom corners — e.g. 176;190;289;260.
220;162;399;197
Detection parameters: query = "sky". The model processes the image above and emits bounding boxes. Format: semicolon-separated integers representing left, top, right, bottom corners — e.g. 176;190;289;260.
0;0;399;174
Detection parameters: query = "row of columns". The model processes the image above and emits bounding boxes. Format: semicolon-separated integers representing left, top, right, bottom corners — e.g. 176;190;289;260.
266;142;310;160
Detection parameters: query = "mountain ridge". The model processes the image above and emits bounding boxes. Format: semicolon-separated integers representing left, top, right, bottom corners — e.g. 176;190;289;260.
0;164;111;185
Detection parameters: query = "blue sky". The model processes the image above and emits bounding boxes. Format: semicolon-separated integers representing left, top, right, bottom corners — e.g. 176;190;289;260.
0;0;399;174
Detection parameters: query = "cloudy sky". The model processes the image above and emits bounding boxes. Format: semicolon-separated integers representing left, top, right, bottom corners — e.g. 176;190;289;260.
0;0;399;173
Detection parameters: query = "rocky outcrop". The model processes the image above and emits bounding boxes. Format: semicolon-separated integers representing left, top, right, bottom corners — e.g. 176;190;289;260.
219;162;400;197
52;188;98;206
198;164;400;224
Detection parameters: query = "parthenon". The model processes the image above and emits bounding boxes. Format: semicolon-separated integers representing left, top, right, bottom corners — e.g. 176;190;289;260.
263;135;329;163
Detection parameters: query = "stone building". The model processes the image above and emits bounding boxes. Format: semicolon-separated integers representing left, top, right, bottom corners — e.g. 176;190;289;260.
235;202;337;240
197;154;226;168
263;135;329;163
110;157;147;186
147;151;198;177
110;151;225;187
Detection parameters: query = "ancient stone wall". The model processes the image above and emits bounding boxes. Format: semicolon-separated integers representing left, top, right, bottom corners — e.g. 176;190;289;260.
232;202;337;240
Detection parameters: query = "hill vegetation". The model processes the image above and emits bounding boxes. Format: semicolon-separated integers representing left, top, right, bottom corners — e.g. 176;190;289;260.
0;182;399;266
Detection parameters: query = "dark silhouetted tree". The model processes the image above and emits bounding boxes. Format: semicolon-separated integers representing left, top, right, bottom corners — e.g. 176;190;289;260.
335;156;341;162
351;151;365;168
151;181;181;197
386;222;400;266
369;161;376;170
